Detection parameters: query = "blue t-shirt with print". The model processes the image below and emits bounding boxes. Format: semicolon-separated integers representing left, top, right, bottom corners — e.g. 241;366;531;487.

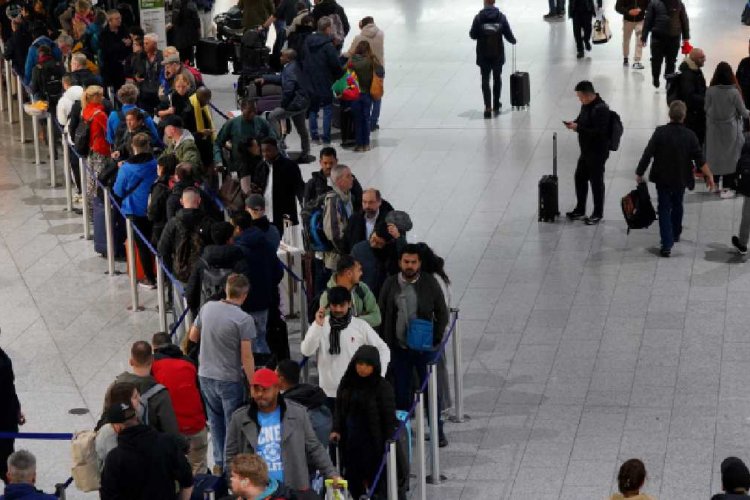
257;408;284;482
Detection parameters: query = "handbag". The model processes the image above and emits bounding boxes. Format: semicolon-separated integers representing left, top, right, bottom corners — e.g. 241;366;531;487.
370;67;384;100
406;318;434;352
591;16;612;44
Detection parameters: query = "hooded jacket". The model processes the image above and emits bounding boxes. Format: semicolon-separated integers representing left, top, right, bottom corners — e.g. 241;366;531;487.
469;5;516;66
57;85;84;136
99;425;193;500
301;32;344;105
163;129;204;179
113;153;158;217
233;227;284;312
224;396;337;490
185;243;246;313
152;344;207;435
302;170;363;211
0;483;57;499
23;35;61;85
311;0;349;35
157;207;216;273
344;23;384;65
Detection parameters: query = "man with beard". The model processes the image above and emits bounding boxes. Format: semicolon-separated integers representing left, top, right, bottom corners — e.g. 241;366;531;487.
318;255;381;328
300;286;390;410
378;243;450;447
343;188;393;252
224;368;340;490
351;222;402;298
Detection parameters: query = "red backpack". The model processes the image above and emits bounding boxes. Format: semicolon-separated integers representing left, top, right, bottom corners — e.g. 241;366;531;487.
184;62;204;87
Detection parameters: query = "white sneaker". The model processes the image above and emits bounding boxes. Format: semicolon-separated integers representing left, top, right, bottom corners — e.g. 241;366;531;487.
632;62;644;70
720;189;736;199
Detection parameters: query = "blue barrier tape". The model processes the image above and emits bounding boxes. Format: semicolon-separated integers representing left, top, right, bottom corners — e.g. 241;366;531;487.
209;102;230;121
0;432;74;440
170;306;191;340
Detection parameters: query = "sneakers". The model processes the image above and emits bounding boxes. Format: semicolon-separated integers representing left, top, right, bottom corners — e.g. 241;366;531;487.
566;210;585;220
543;11;557;20
732;236;748;255
584;215;602;225
138;279;156;290
720;189;737;199
493;103;501;115
623;57;629;67
483;109;491;119
660;248;671;258
632;61;644;70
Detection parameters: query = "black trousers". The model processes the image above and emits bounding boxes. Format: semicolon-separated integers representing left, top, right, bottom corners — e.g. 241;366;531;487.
129;215;156;283
479;60;503;110
572;11;593;53
574;155;606;217
650;35;681;81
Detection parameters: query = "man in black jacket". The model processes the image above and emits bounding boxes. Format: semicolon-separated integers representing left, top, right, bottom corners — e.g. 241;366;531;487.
469;0;516;118
303;147;363;208
276;359;332;447
311;0;349;47
642;0;690;88
378;243;449;446
100;402;193;500
344;188;393;252
564;80;610;225
636;100;714;257
615;0;648;68
676;48;706;145
253;138;305;235
568;0;602;59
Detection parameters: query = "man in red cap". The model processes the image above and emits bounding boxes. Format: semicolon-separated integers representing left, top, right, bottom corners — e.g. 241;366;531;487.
225;368;340;491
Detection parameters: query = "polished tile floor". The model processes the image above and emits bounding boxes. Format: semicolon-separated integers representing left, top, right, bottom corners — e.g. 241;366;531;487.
2;0;750;498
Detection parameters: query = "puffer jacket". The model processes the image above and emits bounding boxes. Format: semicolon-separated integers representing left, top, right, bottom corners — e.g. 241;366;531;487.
113;153;158;217
642;0;689;41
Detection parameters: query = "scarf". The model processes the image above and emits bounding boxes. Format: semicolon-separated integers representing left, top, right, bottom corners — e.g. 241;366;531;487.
189;93;215;139
328;310;352;355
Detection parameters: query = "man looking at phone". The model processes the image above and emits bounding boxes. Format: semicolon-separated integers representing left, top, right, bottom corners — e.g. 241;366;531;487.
563;80;611;226
299;286;390;410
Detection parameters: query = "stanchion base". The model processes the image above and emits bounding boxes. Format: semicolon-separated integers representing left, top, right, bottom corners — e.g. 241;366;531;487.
79;235;93;240
426;474;447;484
127;305;145;311
105;271;122;276
448;414;471;423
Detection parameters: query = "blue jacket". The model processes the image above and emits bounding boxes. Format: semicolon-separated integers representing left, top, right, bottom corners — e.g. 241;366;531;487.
233;227;284;312
113;153;158;217
0;483;57;499
106;104;162;146
263;60;309;110
24;36;62;85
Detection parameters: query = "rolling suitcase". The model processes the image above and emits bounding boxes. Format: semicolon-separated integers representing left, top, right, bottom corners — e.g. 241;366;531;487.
538;132;559;222
510;45;530;109
332;101;355;146
196;38;229;75
93;196;125;258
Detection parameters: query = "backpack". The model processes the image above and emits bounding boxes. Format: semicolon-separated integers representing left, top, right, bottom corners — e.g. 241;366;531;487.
71;430;100;492
479;21;502;59
184;62;204;87
621;182;656;234
173;219;204;282
307;282;367;323
138;383;167;426
665;71;683;104
329;13;346;46
73;109;102;156
113;110;128;148
199;257;234;307
301;192;333;252
40;63;64;106
608;109;624;151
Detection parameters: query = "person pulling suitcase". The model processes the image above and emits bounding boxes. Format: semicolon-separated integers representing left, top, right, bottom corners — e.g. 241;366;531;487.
469;0;517;118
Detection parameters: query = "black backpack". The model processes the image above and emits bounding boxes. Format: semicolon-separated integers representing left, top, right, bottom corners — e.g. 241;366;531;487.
73;109;103;156
621;183;657;234
608;109;624;151
198;257;234;308
113;110;129;149
173;219;204;283
307;283;367;323
479;21;502;59
40;63;64;106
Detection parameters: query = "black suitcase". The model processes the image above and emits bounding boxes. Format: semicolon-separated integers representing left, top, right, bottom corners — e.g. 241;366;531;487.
93;196;126;257
510;46;530;109
196;38;229;75
538;133;559;222
332;101;355;146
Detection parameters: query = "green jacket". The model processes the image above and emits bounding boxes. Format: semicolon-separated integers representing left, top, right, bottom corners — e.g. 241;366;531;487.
213;115;278;171
238;0;274;29
319;276;382;328
161;130;204;178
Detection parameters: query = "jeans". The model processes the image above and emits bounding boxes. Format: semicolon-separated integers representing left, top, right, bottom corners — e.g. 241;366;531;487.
548;0;564;14
572;11;593;53
574;156;606;217
479;60;503;110
370;98;381;128
268;106;311;154
249;309;270;354
351;93;372;146
656;186;685;251
650;35;681;82
390;346;444;437
199;377;246;468
309;104;333;143
739;196;750;246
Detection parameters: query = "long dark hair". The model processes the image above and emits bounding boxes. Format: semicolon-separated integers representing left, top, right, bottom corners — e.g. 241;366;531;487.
415;243;450;285
710;61;742;95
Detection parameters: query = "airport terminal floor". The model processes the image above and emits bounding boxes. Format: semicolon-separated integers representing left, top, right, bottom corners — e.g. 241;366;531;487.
3;0;750;498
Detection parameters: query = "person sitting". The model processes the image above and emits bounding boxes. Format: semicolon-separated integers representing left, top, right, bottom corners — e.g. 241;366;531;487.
213;98;278;174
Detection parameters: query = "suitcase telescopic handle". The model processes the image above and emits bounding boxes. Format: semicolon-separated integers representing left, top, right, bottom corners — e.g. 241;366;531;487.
512;44;516;74
553;132;557;177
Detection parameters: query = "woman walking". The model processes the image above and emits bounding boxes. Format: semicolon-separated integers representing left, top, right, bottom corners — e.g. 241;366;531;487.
705;61;749;198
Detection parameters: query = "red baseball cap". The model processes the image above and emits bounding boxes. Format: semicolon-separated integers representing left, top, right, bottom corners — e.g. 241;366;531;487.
250;368;279;388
